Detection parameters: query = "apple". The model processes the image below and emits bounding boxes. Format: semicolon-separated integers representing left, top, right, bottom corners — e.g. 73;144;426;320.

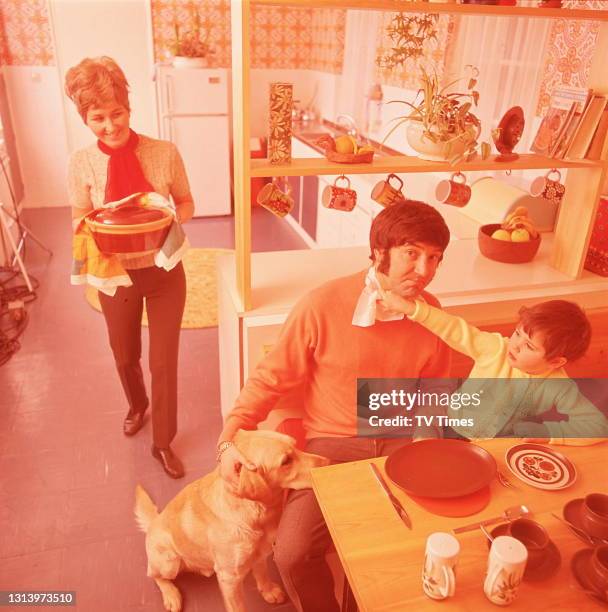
491;229;512;241
511;229;531;242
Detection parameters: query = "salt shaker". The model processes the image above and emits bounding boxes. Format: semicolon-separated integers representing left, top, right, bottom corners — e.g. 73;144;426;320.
422;532;460;600
484;535;528;605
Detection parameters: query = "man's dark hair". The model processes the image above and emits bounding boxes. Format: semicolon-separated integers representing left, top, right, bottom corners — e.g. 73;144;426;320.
369;199;450;273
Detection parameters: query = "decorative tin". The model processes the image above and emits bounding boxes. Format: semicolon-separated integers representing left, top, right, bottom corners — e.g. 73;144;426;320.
268;82;293;165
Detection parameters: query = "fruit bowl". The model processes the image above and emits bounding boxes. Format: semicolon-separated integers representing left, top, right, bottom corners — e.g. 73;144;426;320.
324;149;375;164
478;223;541;264
85;205;173;254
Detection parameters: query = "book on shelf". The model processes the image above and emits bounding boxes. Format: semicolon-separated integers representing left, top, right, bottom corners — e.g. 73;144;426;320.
586;105;608;160
530;86;591;157
565;94;608;160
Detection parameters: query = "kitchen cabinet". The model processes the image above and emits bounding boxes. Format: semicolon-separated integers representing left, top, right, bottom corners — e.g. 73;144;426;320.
220;0;608;417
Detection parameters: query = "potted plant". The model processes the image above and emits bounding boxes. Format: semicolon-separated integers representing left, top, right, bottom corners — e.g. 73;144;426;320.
384;65;485;163
171;12;214;68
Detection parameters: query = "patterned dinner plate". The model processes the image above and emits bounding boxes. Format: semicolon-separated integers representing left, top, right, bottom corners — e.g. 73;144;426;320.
505;443;577;490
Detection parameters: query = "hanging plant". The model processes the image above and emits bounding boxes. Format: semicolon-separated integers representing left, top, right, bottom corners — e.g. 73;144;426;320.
376;13;439;71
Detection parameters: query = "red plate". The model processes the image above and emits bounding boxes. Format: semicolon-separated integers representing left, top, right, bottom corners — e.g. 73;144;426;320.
384;439;497;498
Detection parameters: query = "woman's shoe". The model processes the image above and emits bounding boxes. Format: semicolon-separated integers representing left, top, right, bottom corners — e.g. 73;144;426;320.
152;446;185;479
123;405;147;436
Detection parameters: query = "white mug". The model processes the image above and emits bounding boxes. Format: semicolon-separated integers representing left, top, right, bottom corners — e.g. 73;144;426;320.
422;532;460;600
484;535;528;606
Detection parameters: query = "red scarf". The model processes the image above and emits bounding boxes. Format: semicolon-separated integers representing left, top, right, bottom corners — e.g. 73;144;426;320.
98;129;154;203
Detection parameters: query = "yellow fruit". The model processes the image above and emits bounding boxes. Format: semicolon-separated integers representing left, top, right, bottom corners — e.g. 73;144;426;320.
491;229;512;241
348;135;359;154
511;228;530;242
335;135;355;154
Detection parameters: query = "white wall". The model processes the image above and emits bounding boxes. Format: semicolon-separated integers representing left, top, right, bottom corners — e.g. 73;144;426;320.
50;0;157;153
4;66;70;208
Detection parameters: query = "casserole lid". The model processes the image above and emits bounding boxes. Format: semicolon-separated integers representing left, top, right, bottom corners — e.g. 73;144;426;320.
93;205;167;226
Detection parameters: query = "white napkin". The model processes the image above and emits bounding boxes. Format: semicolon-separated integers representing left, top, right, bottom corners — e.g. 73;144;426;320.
351;267;405;327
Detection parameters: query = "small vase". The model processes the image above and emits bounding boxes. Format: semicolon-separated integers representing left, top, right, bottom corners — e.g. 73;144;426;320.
172;56;208;69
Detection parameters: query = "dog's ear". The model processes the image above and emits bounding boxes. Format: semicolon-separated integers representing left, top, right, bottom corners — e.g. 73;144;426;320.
236;466;272;501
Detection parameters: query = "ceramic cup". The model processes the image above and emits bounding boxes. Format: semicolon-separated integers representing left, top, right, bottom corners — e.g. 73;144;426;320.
484;535;528;606
582;493;608;539
256;177;294;218
435;172;471;207
371;173;406;208
530;169;565;206
422;532;460;600
505;519;550;568
590;545;608;592
321;175;357;212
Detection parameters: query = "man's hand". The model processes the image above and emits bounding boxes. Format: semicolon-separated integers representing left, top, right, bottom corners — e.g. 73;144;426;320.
377;287;415;316
219;443;257;487
513;421;550;442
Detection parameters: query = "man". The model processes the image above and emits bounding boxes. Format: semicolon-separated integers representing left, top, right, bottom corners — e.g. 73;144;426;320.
217;200;452;611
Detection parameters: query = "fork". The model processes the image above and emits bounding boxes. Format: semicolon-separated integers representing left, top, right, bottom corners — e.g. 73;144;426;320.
497;470;518;489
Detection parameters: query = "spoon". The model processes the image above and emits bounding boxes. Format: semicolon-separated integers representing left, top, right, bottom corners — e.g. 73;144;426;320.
480;524;494;543
453;504;530;534
551;512;608;546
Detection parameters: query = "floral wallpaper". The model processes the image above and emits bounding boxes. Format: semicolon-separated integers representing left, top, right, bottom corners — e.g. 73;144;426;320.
536;0;602;116
150;0;345;73
0;0;55;66
374;13;455;90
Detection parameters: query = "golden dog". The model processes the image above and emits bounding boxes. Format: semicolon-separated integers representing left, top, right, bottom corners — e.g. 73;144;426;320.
134;429;329;612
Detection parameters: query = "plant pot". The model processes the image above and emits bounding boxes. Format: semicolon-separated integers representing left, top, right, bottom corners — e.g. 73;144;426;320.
406;121;470;162
172;56;208;69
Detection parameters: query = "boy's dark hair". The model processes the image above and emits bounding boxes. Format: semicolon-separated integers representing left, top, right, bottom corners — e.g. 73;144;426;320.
518;300;591;362
369;200;450;274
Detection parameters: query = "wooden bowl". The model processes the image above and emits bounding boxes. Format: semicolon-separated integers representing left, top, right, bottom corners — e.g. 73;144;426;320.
325;149;374;164
478;224;541;264
85;206;173;254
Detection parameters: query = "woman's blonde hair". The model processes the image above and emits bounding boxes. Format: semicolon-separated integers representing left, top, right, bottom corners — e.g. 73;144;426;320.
64;56;130;121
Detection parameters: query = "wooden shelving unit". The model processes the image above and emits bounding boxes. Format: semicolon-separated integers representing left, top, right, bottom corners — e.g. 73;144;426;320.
251;154;605;178
231;0;608;310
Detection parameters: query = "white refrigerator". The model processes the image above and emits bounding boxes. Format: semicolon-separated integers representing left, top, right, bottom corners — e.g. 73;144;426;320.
156;67;232;217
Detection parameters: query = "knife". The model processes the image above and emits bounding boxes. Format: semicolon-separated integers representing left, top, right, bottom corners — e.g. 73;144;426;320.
370;463;412;529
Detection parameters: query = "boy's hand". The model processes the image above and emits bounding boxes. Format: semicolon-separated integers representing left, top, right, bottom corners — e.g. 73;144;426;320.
513;421;550;441
378;287;416;316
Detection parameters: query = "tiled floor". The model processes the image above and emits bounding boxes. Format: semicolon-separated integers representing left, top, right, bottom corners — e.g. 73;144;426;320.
0;207;306;611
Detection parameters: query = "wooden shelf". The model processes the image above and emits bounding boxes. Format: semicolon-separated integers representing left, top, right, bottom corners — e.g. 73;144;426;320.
252;0;608;21
251;154;604;177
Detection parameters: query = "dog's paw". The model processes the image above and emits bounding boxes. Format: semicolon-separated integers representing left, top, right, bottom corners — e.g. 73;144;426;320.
259;582;286;604
162;587;182;612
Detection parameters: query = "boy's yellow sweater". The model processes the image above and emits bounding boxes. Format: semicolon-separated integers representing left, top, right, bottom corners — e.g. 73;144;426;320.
409;300;608;446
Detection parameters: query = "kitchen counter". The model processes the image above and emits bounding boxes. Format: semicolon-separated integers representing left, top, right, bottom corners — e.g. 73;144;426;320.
217;237;608;324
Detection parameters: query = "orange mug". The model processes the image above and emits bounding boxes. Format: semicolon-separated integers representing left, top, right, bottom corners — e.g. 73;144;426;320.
371;173;406;208
322;175;357;212
256;177;294;218
435;172;471;207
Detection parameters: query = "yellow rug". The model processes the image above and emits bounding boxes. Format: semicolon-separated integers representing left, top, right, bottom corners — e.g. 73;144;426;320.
85;248;234;329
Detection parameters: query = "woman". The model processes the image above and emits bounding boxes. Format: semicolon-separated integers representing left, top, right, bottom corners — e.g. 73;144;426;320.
65;57;194;478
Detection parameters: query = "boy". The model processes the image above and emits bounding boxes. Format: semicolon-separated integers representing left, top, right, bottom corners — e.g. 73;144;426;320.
379;292;608;445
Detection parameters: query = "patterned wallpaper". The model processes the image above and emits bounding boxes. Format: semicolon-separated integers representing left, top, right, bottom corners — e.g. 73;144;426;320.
150;0;345;73
536;0;602;116
375;13;455;90
0;0;55;66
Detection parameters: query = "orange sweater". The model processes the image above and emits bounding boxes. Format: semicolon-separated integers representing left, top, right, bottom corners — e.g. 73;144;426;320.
222;270;452;440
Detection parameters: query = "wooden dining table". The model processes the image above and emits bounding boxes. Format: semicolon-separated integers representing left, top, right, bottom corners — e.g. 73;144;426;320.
311;438;608;611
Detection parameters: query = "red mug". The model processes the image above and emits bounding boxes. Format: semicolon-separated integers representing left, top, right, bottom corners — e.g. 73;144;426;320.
322;175;357;212
256;177;294;218
435;172;471;207
530;169;565;206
